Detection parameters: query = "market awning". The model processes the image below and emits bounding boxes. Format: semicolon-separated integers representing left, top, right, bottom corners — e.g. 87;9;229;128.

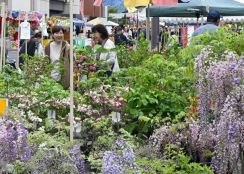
148;0;244;17
73;18;84;26
159;16;244;25
107;21;119;26
87;17;119;26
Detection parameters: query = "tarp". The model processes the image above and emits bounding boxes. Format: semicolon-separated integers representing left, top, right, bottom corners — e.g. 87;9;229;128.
148;0;244;17
160;16;244;24
107;21;119;26
73;18;84;26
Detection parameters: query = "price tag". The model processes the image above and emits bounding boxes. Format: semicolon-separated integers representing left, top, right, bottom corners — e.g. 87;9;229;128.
48;110;56;120
0;99;8;117
112;112;121;123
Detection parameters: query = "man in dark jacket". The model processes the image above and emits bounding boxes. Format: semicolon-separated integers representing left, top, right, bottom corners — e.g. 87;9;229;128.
114;26;127;46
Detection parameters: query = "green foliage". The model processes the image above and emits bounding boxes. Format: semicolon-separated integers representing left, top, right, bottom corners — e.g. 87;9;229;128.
0;65;24;98
28;128;70;147
137;145;213;174
116;54;194;136
116;36;151;68
88;129;136;173
78;117;113;151
13;129;81;174
21;55;53;86
191;28;244;56
108;7;118;14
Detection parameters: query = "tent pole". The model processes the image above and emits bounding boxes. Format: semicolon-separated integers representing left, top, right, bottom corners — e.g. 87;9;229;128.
69;0;74;142
2;7;6;67
3;10;7;66
0;2;5;71
146;5;150;41
16;14;21;69
201;15;204;25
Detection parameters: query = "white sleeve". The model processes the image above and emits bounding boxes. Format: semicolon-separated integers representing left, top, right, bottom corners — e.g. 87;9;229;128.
106;51;116;65
104;40;116;65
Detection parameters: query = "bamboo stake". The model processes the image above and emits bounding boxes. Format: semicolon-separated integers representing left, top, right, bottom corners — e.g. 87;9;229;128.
0;2;5;71
16;12;21;69
69;0;74;142
2;11;6;67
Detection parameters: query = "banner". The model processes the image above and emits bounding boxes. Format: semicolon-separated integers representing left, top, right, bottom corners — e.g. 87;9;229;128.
152;0;178;6
93;0;103;6
80;0;84;15
181;26;188;46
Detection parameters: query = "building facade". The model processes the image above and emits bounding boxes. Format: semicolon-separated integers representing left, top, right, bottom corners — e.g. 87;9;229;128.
50;0;105;18
0;0;50;17
0;0;105;18
50;0;80;16
83;0;104;18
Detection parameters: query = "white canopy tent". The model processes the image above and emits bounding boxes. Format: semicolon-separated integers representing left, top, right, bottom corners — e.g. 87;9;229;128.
159;16;244;25
87;17;119;26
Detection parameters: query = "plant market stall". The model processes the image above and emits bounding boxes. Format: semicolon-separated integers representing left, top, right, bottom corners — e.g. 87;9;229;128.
0;27;243;173
0;6;44;69
0;1;244;173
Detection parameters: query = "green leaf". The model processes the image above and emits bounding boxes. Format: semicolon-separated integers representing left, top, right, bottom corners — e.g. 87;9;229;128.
138;116;151;122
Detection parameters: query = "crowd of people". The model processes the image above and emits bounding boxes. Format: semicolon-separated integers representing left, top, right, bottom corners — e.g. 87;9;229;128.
6;10;224;90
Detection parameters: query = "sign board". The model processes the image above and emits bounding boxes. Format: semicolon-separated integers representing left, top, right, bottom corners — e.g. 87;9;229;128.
0;99;8;116
20;20;31;40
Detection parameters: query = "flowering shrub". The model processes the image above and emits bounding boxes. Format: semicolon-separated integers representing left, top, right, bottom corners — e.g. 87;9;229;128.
211;85;244;174
19;144;85;174
0;117;31;172
195;49;244;125
194;48;244;172
149;119;216;164
102;139;140;174
74;55;97;86
12;128;86;174
80;84;126;118
136;144;213;174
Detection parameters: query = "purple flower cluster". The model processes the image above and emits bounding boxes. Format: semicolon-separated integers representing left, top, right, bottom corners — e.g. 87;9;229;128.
103;151;122;174
0;117;31;166
195;49;244;125
149;123;188;153
68;145;85;174
195;49;244;173
16;122;31;161
102;139;140;174
150;120;216;163
211;86;244;173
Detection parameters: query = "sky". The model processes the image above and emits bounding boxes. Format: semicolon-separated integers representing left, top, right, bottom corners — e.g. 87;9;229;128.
235;0;244;3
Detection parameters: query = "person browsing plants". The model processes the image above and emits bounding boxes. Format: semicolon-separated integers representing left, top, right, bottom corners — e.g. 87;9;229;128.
44;26;70;89
91;24;120;76
192;10;220;37
19;30;44;68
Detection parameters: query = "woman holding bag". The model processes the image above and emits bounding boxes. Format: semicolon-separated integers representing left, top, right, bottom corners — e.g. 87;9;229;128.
91;24;120;76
